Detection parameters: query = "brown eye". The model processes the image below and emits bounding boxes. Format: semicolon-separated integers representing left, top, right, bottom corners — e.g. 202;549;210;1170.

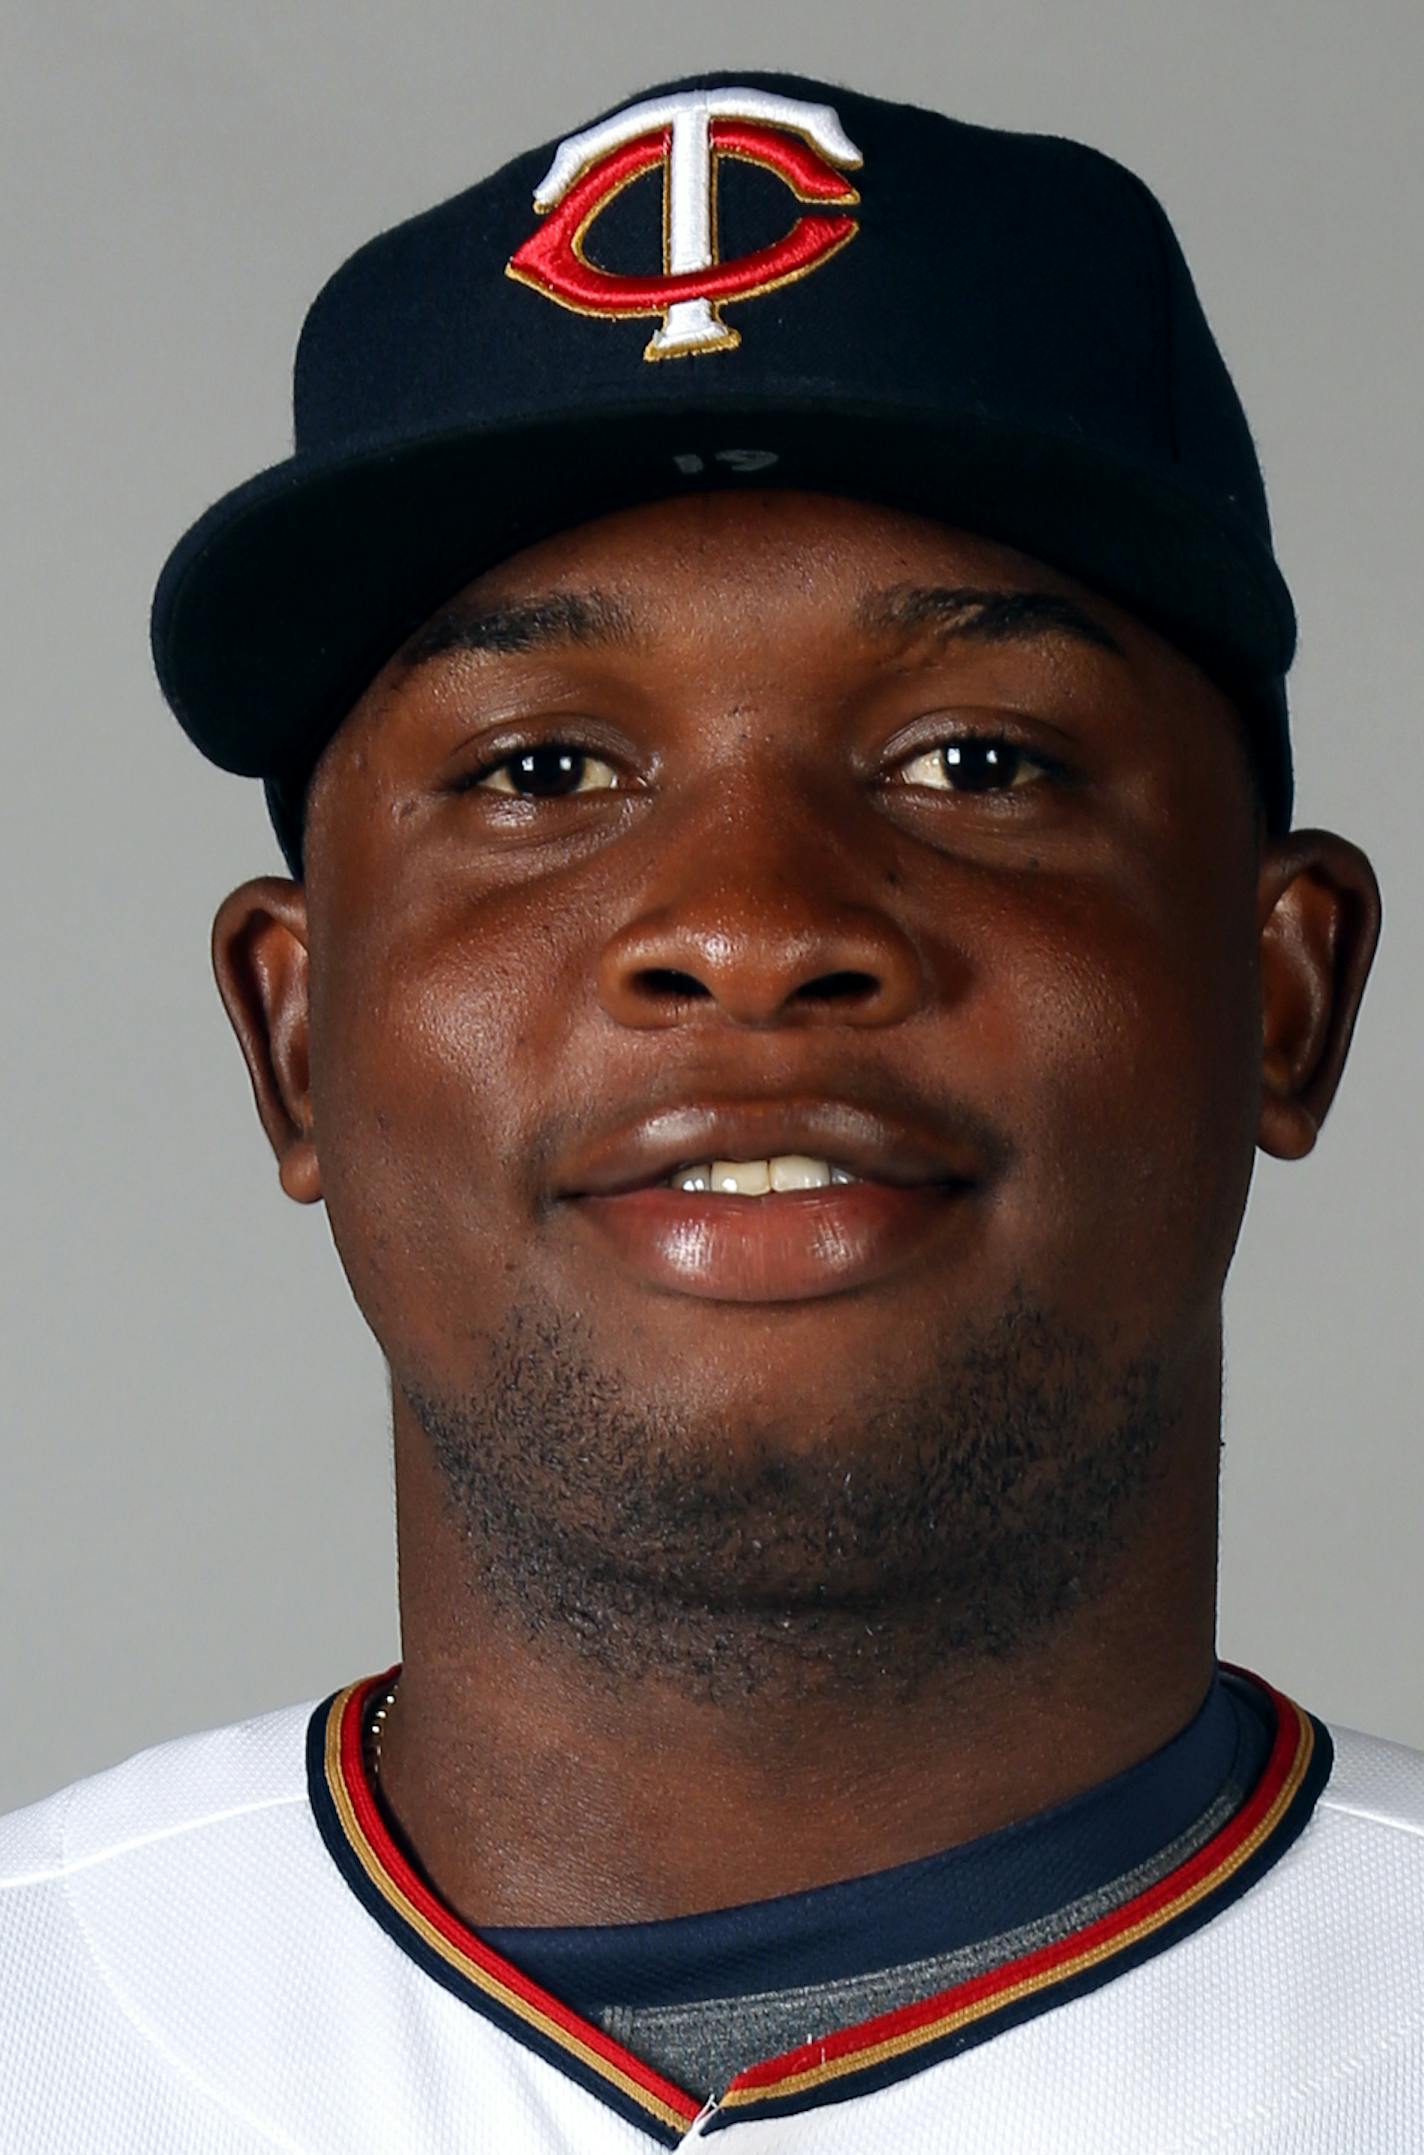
456;742;620;799
897;733;1062;794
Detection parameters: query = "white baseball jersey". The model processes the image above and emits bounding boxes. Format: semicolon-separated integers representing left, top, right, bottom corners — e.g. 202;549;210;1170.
2;1666;1421;2152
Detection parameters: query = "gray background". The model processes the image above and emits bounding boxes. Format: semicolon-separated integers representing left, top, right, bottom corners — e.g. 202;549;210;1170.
3;0;1420;1815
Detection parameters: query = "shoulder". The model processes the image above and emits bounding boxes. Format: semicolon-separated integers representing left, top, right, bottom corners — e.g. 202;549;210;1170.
0;1693;316;1889
1316;1715;1424;1841
1245;1710;1424;1948
0;1695;324;2151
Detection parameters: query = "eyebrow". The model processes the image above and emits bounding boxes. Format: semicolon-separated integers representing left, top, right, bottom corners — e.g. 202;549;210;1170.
394;580;1127;673
855;584;1126;658
398;590;640;671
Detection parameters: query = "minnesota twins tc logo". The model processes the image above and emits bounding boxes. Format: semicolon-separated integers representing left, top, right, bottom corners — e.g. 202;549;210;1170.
506;88;863;362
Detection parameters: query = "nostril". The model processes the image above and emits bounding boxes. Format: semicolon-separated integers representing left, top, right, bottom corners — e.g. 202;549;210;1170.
641;969;709;997
800;971;876;1002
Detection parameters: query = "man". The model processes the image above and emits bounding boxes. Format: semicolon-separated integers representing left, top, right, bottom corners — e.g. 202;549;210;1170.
2;65;1418;2154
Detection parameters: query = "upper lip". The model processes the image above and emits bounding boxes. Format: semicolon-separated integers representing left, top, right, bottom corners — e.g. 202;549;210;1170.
557;1098;983;1197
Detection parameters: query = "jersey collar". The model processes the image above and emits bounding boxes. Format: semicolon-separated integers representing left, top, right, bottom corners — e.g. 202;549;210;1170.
306;1664;1330;2145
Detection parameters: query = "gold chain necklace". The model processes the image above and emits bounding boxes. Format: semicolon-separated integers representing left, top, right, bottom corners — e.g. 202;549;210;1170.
365;1676;400;1780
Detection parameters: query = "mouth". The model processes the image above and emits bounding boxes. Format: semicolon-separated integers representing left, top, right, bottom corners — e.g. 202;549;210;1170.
564;1172;979;1304
655;1155;868;1194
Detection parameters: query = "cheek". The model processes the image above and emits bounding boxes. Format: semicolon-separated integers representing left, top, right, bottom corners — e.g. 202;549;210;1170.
982;870;1259;1320
306;909;555;1366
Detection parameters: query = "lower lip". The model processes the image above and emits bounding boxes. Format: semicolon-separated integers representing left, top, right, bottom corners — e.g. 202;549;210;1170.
565;1180;976;1303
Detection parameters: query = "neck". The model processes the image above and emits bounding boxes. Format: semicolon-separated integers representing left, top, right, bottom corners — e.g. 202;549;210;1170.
374;1374;1220;1930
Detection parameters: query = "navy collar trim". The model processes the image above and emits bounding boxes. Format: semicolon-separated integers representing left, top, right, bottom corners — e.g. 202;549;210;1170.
306;1664;1331;2144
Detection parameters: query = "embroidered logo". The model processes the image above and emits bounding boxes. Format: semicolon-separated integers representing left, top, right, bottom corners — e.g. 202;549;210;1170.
506;88;863;362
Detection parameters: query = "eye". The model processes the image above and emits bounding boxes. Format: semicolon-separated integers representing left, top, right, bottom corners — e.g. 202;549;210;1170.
894;730;1064;795
450;727;1065;804
453;741;620;799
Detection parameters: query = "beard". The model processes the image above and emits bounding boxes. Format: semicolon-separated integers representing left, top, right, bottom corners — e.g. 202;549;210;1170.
398;1277;1183;1708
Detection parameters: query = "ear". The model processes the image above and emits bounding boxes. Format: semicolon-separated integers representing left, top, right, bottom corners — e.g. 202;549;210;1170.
210;877;322;1203
1256;829;1383;1161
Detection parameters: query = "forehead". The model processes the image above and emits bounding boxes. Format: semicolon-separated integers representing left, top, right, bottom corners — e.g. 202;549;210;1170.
422;489;1129;629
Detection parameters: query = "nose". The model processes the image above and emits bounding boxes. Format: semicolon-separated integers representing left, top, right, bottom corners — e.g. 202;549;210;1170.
594;789;928;1030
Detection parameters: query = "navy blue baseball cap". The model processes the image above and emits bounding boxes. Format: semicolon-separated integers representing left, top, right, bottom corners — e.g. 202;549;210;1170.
150;68;1298;880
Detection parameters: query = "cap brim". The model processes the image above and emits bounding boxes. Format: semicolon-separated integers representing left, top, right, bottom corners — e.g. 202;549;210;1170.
152;392;1296;784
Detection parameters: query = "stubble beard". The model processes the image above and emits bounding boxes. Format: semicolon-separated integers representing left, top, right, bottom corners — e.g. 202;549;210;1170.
399;1278;1184;1708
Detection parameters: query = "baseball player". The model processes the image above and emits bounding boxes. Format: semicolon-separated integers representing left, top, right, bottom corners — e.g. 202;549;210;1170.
2;66;1418;2154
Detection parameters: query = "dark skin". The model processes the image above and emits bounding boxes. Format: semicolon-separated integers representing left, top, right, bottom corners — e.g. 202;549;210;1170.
212;490;1380;1930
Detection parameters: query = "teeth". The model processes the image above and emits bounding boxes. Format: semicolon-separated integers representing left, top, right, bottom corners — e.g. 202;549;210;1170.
665;1155;862;1194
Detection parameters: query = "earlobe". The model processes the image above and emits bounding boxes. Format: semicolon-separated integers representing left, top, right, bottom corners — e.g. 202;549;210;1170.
1256;830;1383;1162
210;877;323;1204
